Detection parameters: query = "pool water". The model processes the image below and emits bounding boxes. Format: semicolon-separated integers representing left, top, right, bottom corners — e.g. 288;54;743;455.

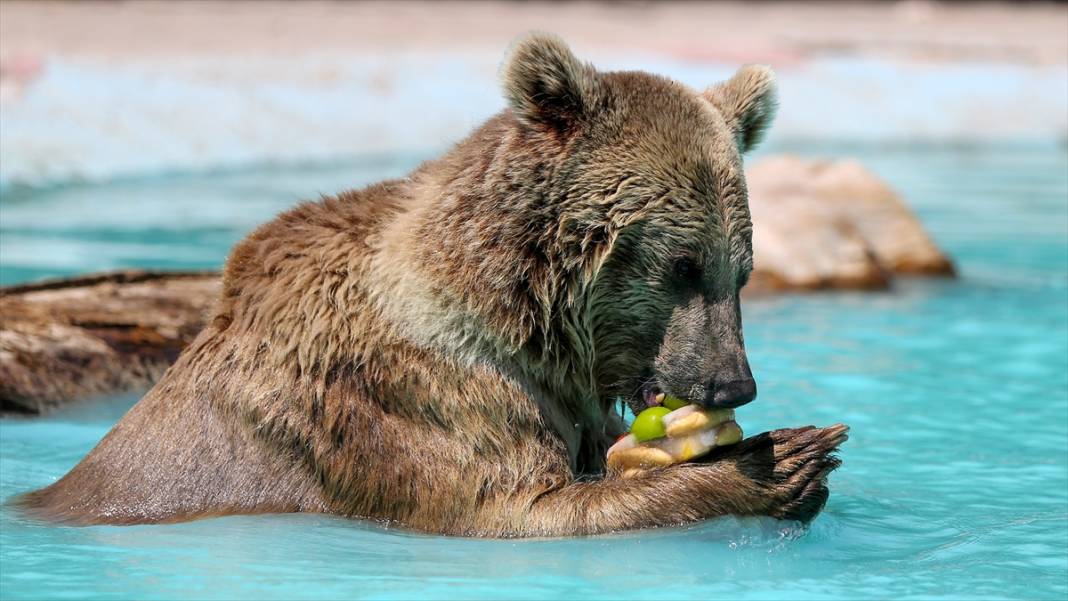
1;144;1066;600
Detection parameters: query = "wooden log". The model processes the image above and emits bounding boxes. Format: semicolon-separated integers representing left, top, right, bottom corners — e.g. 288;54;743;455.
0;270;219;414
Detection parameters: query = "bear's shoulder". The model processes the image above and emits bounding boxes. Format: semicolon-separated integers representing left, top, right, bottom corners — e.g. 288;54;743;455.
222;180;406;290
210;179;409;339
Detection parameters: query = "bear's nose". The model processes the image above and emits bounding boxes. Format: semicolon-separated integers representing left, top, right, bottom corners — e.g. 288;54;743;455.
702;379;757;409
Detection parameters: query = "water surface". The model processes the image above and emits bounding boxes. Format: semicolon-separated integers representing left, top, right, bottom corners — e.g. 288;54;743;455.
1;144;1066;600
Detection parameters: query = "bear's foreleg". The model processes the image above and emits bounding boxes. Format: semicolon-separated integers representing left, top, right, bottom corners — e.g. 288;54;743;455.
512;424;847;537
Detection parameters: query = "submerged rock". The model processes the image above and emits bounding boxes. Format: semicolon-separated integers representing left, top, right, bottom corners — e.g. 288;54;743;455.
0;156;954;412
745;155;954;293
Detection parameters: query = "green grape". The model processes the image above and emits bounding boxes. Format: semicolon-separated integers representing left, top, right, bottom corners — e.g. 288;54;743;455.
630;406;672;442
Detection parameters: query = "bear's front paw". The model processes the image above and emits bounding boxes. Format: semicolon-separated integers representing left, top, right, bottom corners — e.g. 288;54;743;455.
707;423;848;523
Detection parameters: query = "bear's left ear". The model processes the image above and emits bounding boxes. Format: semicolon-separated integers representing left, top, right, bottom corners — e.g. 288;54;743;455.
703;65;778;153
502;33;601;132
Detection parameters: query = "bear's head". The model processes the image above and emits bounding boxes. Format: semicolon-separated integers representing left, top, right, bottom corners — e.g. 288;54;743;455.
498;34;777;416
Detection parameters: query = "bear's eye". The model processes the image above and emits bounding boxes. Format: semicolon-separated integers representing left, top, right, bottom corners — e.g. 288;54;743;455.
673;256;702;285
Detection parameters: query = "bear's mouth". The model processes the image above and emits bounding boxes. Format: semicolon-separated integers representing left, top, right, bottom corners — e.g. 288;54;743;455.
623;379;680;415
640;382;664;408
619;374;695;416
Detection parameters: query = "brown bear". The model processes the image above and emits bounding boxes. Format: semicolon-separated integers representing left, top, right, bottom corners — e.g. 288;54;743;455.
16;34;846;536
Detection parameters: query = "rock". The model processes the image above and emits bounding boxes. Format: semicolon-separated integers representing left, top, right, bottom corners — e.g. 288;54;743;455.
0;156;955;412
744;155;954;293
0;270;219;413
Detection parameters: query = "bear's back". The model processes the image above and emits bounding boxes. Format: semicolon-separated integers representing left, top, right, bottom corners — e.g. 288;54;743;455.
210;180;410;367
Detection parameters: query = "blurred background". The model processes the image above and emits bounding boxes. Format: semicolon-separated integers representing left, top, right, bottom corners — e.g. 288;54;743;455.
1;2;1066;601
1;0;1065;284
2;1;1066;180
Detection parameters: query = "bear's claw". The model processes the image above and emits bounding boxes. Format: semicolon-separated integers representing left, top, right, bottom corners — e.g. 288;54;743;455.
703;423;848;523
766;424;848;522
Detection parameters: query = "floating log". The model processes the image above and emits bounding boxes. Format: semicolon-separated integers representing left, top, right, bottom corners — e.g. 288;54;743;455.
0;270;219;414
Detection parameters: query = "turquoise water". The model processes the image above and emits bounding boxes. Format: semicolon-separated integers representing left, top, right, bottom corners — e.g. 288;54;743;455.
1;144;1066;600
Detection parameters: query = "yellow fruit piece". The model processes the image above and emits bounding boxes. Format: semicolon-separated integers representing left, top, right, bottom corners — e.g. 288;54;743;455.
664;408;735;438
662;404;699;427
715;421;743;446
705;408;736;427
665;412;708;437
676;439;699;461
606;446;675;471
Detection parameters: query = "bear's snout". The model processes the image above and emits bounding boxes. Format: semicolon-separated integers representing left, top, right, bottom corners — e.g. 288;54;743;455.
702;377;757;409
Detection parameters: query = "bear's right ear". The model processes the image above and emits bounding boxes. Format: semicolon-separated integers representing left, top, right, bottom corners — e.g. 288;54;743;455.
502;33;600;132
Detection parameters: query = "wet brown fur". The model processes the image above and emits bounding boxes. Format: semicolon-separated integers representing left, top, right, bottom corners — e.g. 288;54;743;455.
15;35;846;536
